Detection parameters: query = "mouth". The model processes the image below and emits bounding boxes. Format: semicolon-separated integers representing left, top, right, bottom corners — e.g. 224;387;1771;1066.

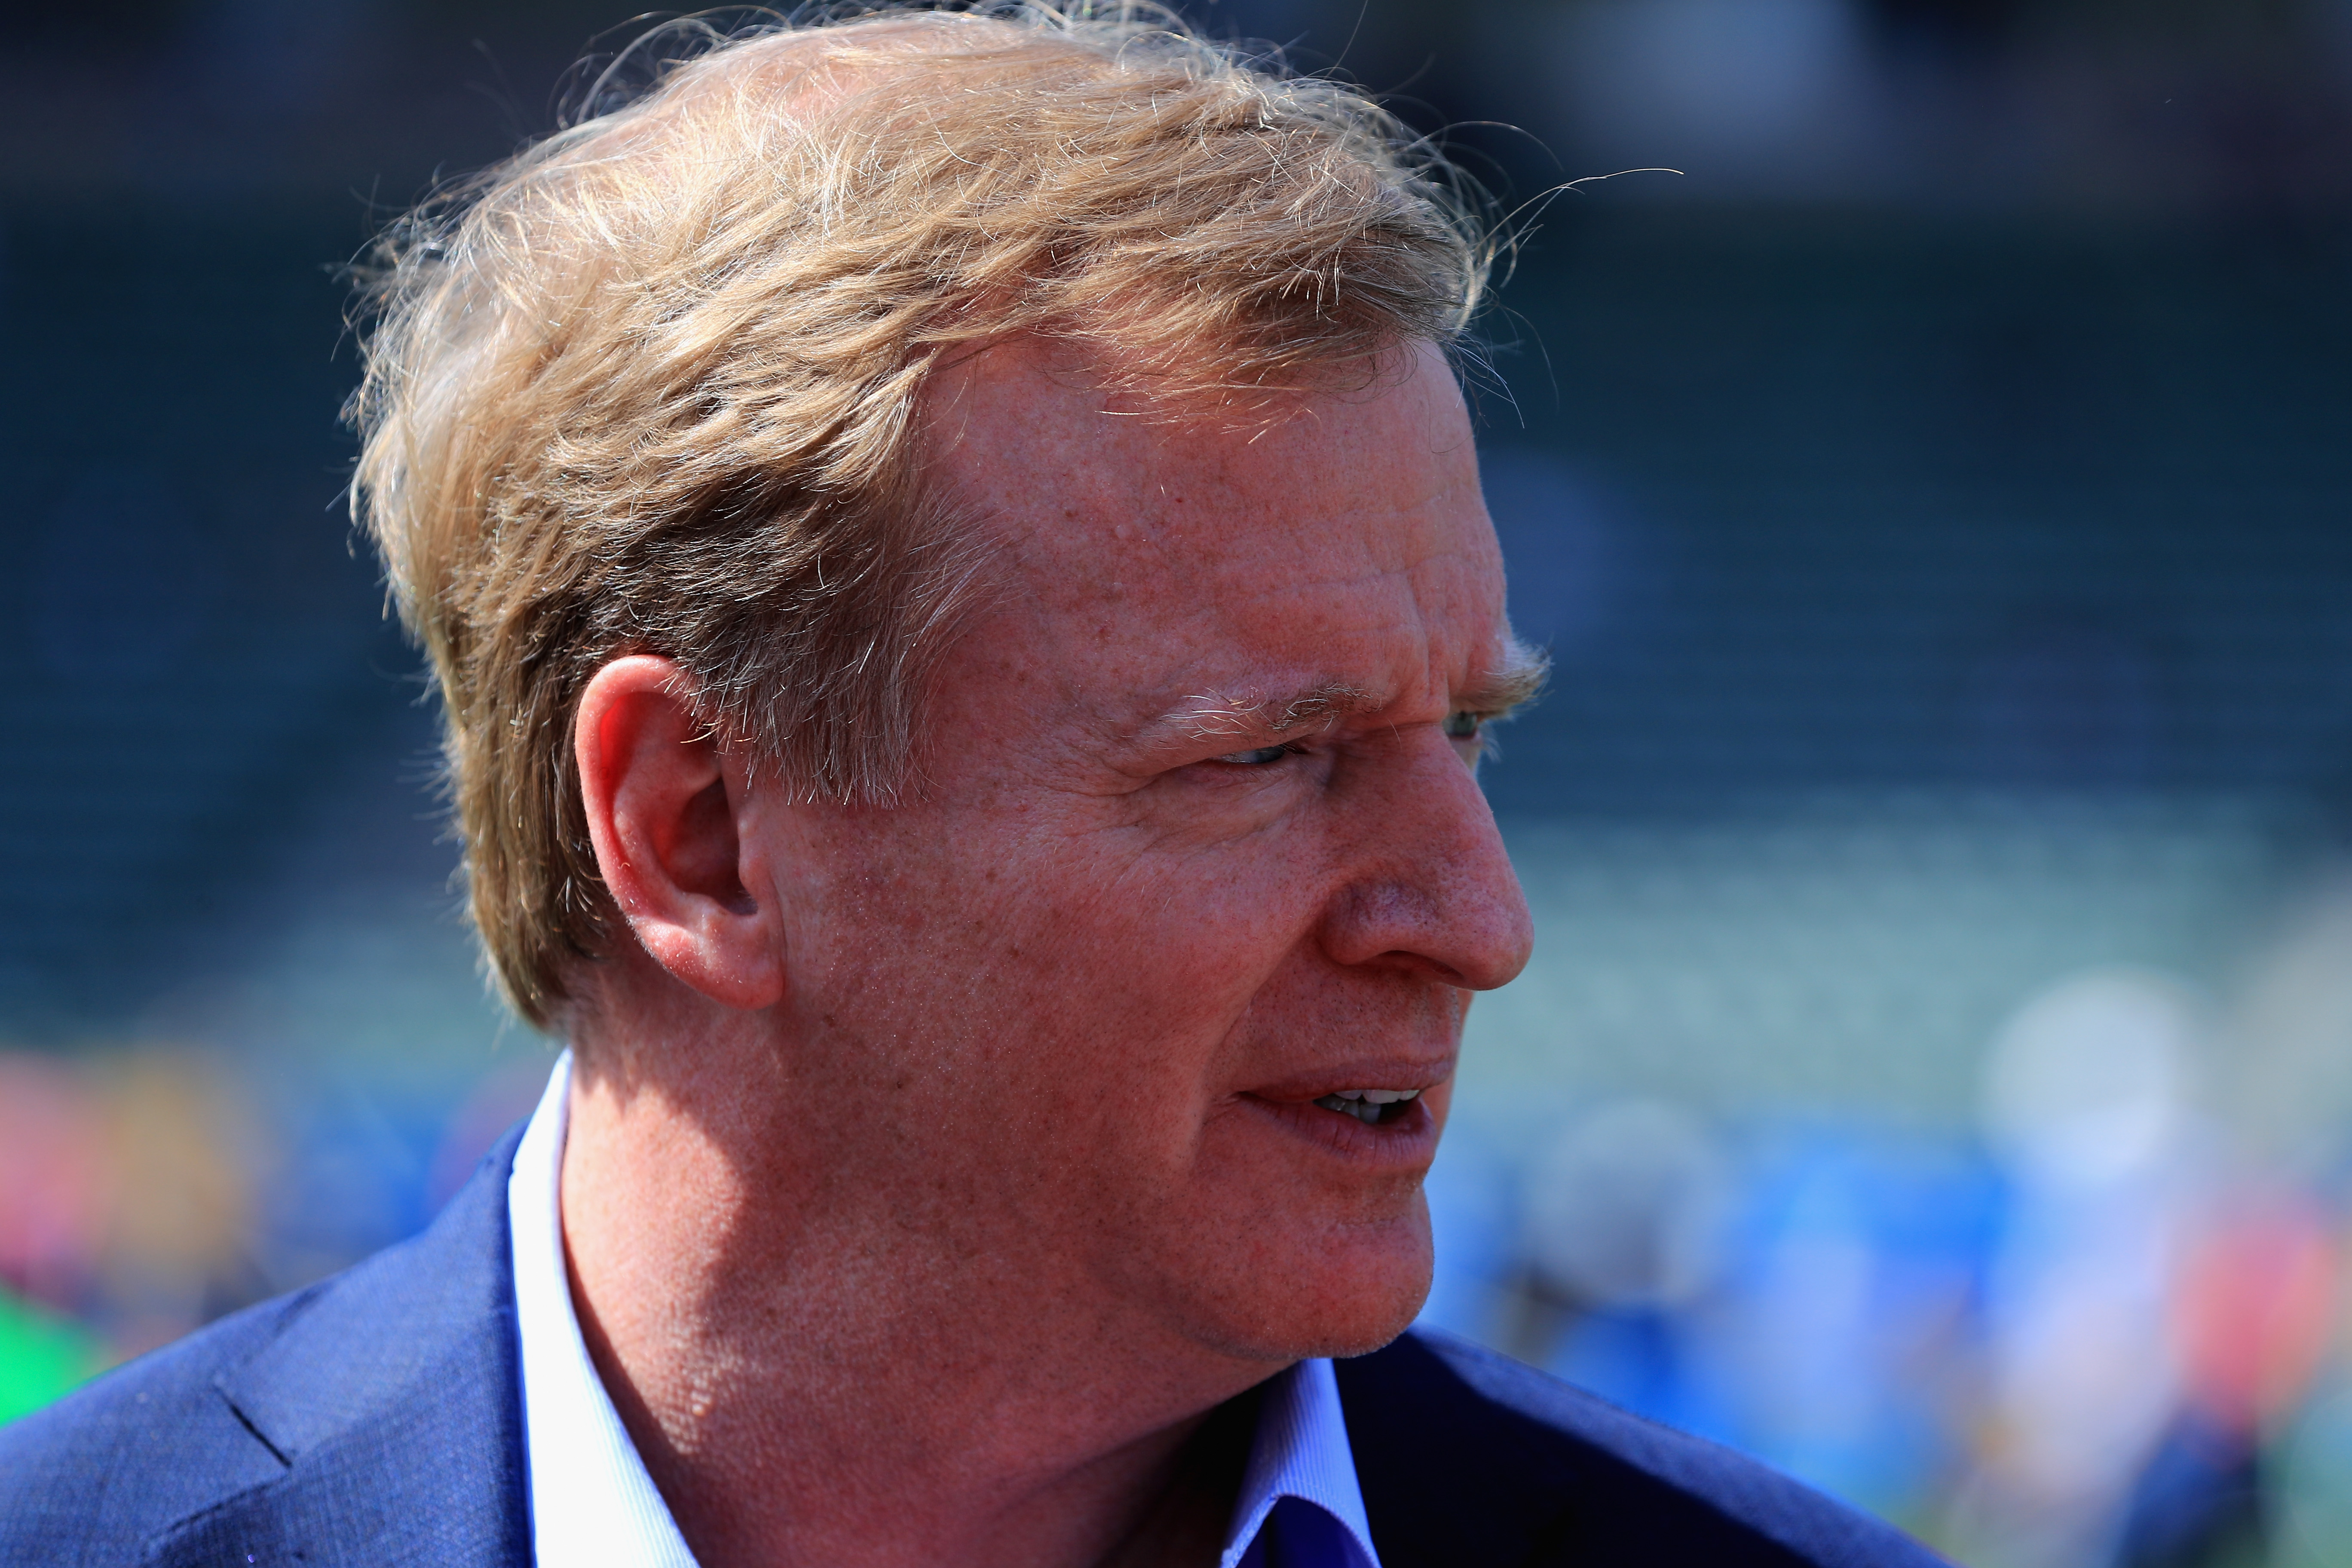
1310;1087;1423;1127
1231;1071;1446;1164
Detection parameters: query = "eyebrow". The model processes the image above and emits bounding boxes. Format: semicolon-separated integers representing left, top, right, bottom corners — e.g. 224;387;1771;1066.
1176;680;1379;741
1461;634;1551;720
1163;634;1552;744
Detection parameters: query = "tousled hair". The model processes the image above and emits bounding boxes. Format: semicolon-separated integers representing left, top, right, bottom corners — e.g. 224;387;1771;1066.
349;2;1492;1029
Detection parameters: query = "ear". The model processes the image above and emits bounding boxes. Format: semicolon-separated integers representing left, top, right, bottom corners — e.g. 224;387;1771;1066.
574;655;783;1011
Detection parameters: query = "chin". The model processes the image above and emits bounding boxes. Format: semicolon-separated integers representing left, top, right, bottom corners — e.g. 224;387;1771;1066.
1171;1202;1436;1363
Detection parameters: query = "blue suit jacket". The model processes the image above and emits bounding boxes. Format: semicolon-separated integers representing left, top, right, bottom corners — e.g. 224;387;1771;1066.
0;1128;1944;1566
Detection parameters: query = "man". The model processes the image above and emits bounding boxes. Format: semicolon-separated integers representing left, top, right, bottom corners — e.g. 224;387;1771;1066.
0;9;1944;1565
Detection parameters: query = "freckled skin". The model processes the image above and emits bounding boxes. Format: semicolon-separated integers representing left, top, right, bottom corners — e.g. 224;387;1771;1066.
560;341;1534;1568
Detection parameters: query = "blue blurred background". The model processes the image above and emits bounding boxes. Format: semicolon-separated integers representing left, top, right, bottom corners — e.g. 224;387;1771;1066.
6;3;2352;1563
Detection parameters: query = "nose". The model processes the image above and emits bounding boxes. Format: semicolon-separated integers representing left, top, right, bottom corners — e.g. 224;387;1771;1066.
1317;730;1534;990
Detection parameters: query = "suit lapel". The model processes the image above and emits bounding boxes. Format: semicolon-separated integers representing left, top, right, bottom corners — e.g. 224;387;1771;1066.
145;1125;533;1567
1335;1332;1568;1568
1337;1330;1831;1568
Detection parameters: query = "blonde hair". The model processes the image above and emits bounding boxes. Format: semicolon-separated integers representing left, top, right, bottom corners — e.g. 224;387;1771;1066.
350;3;1491;1028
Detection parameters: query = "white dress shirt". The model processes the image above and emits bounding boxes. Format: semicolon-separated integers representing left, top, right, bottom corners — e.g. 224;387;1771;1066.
509;1053;1383;1567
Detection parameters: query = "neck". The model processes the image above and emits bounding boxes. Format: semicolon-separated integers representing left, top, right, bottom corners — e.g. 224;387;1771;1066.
557;1021;1277;1568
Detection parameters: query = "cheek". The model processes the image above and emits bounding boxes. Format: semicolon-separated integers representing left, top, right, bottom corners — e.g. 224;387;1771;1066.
795;812;1327;1093
997;841;1319;1046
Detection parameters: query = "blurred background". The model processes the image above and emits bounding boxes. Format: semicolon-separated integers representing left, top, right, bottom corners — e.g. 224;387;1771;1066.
3;1;2351;1562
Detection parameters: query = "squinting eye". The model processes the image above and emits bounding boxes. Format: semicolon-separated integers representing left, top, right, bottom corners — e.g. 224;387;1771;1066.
1214;744;1295;766
1443;712;1482;739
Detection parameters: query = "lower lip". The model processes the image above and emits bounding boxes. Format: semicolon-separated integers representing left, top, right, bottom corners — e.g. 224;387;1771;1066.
1240;1093;1442;1167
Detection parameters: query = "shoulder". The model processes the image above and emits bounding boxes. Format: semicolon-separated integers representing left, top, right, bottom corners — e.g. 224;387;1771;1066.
0;1291;315;1563
1335;1328;1948;1568
0;1126;530;1568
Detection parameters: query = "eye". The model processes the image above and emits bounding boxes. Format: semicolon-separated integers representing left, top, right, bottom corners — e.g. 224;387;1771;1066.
1443;711;1489;766
1213;743;1298;766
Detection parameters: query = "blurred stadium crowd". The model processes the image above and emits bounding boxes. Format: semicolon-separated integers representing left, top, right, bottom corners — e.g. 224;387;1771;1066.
1434;947;2352;1567
9;4;2352;1567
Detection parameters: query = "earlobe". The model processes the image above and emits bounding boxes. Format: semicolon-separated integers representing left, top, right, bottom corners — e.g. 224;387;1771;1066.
575;656;784;1011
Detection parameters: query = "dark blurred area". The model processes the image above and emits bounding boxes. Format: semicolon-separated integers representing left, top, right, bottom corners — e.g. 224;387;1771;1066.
7;3;2352;1564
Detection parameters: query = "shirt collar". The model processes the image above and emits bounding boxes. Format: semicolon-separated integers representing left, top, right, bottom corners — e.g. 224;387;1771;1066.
508;1052;1381;1568
509;1051;699;1567
1224;1355;1382;1568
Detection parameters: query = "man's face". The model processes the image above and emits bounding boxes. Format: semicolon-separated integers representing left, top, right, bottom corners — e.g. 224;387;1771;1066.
741;341;1533;1364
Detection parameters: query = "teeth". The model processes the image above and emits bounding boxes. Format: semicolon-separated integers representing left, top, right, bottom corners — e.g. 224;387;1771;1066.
1311;1088;1423;1124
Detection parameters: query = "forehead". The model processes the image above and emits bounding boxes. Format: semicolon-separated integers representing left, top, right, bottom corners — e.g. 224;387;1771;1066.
921;341;1505;714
